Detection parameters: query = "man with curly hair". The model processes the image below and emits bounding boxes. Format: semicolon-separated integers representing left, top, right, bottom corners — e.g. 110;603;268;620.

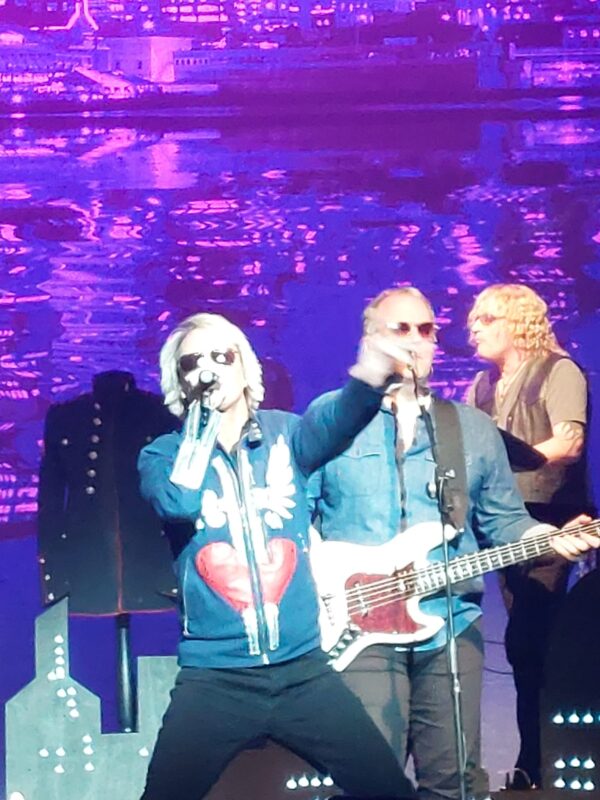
467;283;593;790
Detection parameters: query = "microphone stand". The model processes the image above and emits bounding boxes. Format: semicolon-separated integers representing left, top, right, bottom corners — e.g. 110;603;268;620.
412;375;469;800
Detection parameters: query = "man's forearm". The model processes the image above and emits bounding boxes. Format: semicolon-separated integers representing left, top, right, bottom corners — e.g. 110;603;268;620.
534;421;585;464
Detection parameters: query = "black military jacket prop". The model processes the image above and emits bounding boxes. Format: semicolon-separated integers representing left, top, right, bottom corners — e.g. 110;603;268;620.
37;371;180;614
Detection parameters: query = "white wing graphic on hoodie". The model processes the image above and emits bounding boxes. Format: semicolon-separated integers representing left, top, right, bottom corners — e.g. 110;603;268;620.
252;435;296;529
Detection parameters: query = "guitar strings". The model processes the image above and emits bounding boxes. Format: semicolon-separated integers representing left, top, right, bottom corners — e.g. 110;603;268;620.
343;519;600;602
339;525;589;612
333;520;600;618
340;521;600;614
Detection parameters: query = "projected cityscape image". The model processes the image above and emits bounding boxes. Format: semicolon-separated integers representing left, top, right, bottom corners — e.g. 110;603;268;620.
1;3;600;800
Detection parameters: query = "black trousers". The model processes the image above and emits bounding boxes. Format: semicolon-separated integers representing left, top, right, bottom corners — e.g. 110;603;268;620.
339;622;488;800
499;501;573;787
141;648;415;800
500;564;571;785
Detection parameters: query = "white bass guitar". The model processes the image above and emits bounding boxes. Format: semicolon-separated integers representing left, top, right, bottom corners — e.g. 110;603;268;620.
310;519;599;671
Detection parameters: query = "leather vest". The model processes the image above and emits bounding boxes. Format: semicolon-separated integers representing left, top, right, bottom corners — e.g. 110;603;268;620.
472;354;590;514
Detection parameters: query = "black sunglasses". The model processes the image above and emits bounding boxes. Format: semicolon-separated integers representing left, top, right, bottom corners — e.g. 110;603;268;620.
384;321;438;340
177;349;236;375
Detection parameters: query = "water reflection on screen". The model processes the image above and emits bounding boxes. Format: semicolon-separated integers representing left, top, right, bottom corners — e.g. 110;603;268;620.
1;113;599;528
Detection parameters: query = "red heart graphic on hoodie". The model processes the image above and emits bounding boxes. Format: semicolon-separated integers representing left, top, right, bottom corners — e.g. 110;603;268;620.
195;538;297;612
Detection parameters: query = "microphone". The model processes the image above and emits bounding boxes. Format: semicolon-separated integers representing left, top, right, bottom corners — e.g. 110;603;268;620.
394;348;416;372
390;342;415;364
385;348;416;387
198;370;219;390
194;370;220;412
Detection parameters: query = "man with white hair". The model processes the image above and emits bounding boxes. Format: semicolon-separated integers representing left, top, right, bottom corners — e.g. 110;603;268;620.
137;312;416;800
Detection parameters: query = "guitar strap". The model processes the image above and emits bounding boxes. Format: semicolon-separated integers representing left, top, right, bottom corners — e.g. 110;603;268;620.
431;397;468;532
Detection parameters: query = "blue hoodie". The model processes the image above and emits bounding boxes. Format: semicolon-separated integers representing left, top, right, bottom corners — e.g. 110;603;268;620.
138;378;382;669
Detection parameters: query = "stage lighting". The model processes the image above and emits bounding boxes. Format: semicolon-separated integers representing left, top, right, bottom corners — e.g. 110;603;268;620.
541;571;600;794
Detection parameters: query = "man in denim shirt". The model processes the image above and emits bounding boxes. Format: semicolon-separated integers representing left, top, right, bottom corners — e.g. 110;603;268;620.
308;288;598;800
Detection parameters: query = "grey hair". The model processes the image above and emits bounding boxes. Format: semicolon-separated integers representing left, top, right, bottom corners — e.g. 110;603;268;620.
159;313;264;418
363;286;435;333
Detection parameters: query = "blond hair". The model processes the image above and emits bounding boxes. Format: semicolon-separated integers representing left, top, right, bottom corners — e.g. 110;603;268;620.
468;284;566;357
159;313;264;418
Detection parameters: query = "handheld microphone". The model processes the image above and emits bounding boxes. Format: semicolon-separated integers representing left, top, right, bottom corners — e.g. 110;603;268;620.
198;369;219;389
195;370;220;412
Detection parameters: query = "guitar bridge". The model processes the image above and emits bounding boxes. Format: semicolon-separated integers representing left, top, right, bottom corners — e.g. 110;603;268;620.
352;583;369;617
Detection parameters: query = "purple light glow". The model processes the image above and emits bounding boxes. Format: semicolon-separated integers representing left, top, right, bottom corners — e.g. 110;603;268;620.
0;1;598;529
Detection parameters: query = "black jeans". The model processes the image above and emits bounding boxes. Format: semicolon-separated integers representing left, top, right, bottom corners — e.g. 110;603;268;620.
500;557;571;785
339;621;488;800
141;648;415;800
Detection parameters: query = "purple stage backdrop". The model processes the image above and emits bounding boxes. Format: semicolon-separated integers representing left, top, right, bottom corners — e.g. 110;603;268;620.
1;1;600;796
1;115;600;534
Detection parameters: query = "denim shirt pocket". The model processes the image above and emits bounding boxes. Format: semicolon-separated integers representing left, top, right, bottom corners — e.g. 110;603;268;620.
329;447;384;498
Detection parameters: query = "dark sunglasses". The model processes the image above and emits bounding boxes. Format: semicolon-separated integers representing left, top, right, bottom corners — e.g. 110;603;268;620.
384;321;437;340
177;349;236;375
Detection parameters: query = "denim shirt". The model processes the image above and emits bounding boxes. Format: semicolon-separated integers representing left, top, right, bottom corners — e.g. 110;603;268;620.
307;395;537;651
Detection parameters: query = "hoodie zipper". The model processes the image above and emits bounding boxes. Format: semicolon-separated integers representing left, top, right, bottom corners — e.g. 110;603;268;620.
228;448;270;663
181;441;271;661
181;559;191;637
